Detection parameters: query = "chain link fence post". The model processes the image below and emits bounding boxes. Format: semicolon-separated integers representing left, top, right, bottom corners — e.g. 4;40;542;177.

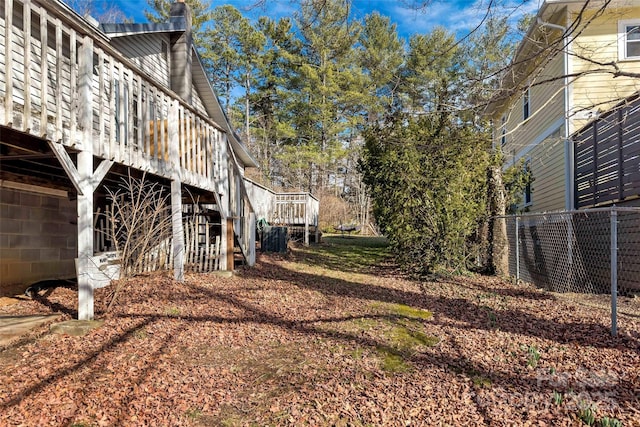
515;215;520;283
610;208;618;337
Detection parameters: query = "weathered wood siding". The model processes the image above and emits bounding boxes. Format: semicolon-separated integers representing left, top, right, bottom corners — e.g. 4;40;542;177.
0;0;225;192
191;80;208;116
244;179;275;222
110;33;170;88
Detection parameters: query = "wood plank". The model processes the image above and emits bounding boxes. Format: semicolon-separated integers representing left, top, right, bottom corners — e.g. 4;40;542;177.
108;58;115;159
4;0;13;126
117;65;125;162
136;75;143;166
22;0;31;132
77;150;95;320
55;18;63;142
98;50;105;154
141;82;149;159
126;69;134;165
47;140;83;194
68;29;77;145
227;218;234;271
38;6;49;137
78;35;93;150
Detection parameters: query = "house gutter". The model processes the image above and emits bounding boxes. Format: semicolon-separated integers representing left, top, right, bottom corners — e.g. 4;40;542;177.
537;17;573;211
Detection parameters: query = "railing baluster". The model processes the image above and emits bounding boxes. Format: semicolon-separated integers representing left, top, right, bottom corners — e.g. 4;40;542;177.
55;18;62;142
68;29;77;145
39;4;47;136
23;0;32;132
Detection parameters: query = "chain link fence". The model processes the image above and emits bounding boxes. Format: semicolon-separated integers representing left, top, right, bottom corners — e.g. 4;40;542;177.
501;207;640;335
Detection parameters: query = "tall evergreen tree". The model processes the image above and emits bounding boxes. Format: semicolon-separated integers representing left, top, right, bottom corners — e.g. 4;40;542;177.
200;5;245;112
357;12;404;122
288;0;361;192
250;17;301;185
144;0;212;46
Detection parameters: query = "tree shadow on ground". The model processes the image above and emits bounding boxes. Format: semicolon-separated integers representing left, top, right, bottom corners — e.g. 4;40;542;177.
1;250;638;424
250;254;637;351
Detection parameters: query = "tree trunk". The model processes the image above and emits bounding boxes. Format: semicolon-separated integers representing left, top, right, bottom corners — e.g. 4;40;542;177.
487;164;509;277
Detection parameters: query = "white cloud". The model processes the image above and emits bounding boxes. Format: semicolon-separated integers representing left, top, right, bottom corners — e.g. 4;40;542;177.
386;0;542;37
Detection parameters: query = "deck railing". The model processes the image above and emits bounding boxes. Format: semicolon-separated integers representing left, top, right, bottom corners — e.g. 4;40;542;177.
243;178;319;245
1;0;224;191
274;193;319;227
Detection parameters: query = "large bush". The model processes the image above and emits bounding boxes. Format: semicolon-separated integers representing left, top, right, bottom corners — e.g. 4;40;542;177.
360;116;490;275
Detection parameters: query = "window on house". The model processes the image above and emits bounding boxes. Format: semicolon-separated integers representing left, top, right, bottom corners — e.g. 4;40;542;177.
524;159;532;206
523;88;530;120
161;40;168;62
619;20;640;59
501;115;507;146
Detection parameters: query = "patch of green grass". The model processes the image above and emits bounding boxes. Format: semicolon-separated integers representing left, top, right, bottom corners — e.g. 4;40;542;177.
351;347;365;360
353;317;378;330
471;374;492;388
133;327;148;339
165;306;181;316
299;236;391;272
389;303;433;320
390;325;439;351
185;408;203;420
379;350;411;373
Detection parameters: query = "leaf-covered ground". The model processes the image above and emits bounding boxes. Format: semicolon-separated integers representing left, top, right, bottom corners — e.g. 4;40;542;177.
1;236;639;426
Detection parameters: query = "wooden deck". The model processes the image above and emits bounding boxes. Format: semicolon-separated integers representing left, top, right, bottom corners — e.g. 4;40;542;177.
1;0;257;320
1;0;225;191
244;179;320;245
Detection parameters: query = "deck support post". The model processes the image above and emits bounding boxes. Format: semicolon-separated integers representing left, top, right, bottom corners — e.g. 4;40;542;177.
49;140;113;321
226;219;234;271
304;197;310;246
171;180;184;281
60;35;115;320
77;152;94;321
248;212;256;266
168;100;185;281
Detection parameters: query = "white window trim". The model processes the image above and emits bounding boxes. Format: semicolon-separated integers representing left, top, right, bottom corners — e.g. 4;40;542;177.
523;86;531;121
502;117;564;169
618;19;640;61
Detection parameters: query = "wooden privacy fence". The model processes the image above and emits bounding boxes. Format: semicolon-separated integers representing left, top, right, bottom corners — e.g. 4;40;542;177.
183;213;221;272
574;94;640;208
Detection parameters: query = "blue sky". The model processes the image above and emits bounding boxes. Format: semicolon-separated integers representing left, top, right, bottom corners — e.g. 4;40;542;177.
102;0;540;39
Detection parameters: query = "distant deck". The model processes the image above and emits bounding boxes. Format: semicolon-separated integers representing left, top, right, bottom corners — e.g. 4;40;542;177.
244;179;319;245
